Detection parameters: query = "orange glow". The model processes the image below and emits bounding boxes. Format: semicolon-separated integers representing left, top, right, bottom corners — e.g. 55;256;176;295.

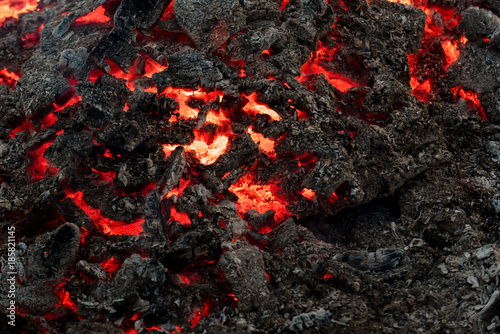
64;190;145;235
300;188;315;201
73;5;109;25
297;41;361;92
169;207;191;225
206;109;230;126
0;68;20;86
412;79;432;102
299;61;359;92
0;0;38;26
143;57;168;78
161;87;224;120
229;172;291;223
386;0;412;4
162;178;189;200
105;58;136;91
242;93;281;121
247;127;275;158
163;130;230;165
441;36;467;70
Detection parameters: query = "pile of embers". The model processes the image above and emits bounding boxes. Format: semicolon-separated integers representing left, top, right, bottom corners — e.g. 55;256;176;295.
1;0;500;332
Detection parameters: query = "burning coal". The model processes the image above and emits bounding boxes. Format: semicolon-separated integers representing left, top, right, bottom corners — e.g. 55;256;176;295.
1;0;500;333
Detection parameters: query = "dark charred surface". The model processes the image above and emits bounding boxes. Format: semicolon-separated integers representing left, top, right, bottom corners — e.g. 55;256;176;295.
1;0;500;333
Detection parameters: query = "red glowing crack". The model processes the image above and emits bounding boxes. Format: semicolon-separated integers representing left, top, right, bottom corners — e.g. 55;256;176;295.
64;189;145;235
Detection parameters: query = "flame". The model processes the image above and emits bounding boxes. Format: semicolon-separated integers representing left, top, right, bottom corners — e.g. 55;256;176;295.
73;4;109;25
0;0;38;25
242;93;281;121
229;172;291;223
0;68;20;86
64;190;145;235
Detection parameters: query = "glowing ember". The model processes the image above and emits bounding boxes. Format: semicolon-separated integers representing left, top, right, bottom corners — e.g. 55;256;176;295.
169;207;191;225
247;127;275;158
441;36;467;70
300;188;315;201
451;86;488;120
9;119;35;138
27;139;56;181
162;87;223;120
189;300;210;328
64;190;145;235
54;287;77;312
280;0;289;10
206;109;230;126
73;5;110;25
387;0;413;4
0;0;38;26
229;172;291;223
179;272;199;284
322;272;334;279
0;68;20;86
242;93;281;121
41;113;57;130
163;130;230;165
101;256;122;275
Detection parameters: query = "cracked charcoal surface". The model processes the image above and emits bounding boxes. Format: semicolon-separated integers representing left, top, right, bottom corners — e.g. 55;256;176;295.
0;0;500;333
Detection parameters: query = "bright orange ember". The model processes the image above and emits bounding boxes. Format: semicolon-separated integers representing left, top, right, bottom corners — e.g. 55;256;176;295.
242;93;281;121
248;127;276;159
229;172;291;223
300;188;316;201
163;130;230;165
0;0;38;26
162;87;224;120
73;4;109;25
